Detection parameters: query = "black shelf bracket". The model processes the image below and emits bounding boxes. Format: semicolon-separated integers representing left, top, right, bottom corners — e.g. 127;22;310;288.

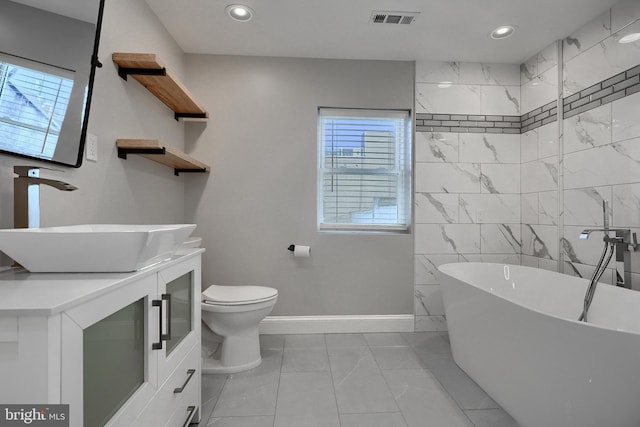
174;168;208;176
174;112;208;121
117;146;166;159
116;66;167;81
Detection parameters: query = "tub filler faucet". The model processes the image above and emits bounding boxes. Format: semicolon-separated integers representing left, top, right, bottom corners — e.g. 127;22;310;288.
14;166;77;229
579;201;638;322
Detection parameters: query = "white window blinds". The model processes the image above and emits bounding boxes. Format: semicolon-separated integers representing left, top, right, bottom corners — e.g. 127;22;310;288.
318;108;411;231
0;53;74;160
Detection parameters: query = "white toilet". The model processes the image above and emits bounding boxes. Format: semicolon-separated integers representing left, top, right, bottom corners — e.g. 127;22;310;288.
201;284;278;374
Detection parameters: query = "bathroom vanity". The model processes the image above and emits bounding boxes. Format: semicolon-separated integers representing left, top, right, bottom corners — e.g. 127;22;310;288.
0;248;203;427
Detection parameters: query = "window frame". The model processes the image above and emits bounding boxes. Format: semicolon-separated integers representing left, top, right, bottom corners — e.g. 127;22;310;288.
317;107;412;233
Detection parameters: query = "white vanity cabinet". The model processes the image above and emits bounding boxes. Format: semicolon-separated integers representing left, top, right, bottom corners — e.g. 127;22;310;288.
0;249;203;427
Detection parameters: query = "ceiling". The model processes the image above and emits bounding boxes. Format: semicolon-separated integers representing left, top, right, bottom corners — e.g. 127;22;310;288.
144;0;621;64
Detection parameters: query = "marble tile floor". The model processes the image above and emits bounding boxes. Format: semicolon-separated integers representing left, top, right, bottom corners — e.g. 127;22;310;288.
196;332;520;427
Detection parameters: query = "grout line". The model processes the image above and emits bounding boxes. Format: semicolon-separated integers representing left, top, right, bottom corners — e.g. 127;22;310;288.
557;39;565;274
407;336;481;427
371;336;412;427
203;375;229;426
323;333;343;426
271;338;285;427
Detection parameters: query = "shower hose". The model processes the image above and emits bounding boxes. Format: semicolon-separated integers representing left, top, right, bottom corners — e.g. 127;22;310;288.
578;241;615;322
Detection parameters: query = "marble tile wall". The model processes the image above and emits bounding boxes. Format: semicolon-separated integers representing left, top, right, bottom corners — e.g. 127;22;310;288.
562;0;640;285
563;4;640;96
414;0;640;331
520;41;560;272
416;62;521;115
414;62;521;331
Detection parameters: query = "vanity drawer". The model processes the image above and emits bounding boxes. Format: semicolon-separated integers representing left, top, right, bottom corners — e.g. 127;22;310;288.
134;343;200;426
166;403;199;427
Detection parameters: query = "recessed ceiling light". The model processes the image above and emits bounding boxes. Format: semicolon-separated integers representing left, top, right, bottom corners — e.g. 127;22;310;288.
490;25;516;40
437;81;452;88
619;33;640;44
225;4;254;22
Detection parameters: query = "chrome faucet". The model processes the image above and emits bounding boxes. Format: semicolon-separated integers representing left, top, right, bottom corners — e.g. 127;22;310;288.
580;199;638;290
14;166;77;229
580;227;638;289
612;229;639;290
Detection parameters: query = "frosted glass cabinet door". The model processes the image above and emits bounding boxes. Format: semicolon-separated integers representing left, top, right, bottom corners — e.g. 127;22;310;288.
83;298;144;427
165;271;192;355
61;275;158;427
157;255;201;384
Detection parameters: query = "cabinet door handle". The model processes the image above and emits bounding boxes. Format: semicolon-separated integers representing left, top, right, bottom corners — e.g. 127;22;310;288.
182;406;197;427
161;293;171;341
173;369;196;394
151;298;163;350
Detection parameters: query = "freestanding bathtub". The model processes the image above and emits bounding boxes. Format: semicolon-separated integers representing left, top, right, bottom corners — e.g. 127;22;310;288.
437;262;640;427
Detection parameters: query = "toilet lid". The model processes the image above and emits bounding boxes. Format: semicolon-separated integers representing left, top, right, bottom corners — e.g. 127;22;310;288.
202;285;278;306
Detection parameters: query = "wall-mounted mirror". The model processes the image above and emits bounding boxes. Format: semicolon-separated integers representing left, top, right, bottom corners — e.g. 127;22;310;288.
0;0;105;167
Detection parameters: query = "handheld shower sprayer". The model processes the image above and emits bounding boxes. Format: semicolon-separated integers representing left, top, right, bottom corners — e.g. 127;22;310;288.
578;200;638;322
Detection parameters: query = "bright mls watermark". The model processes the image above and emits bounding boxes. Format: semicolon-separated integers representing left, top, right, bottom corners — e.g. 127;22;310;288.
0;405;68;426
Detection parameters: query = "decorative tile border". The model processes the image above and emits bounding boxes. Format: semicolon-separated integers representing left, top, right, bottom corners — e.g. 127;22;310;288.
563;64;640;119
520;100;557;133
415;113;521;134
416;63;640;135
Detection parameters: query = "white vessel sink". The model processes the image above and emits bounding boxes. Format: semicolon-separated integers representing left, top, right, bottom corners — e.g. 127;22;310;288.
0;224;196;272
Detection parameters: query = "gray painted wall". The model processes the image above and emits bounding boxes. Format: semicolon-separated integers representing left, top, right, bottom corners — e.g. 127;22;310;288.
184;55;415;316
0;0;187;265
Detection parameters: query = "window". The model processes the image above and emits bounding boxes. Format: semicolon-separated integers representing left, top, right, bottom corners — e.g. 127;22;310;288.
0;52;75;160
318;108;411;232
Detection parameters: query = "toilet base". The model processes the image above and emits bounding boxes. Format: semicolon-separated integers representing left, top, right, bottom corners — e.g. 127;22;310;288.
202;355;262;374
201;326;263;374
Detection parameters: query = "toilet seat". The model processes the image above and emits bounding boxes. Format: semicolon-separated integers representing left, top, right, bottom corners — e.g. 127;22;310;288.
202;285;278;306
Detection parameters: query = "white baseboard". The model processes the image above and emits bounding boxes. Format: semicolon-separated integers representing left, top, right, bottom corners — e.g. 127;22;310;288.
258;314;415;335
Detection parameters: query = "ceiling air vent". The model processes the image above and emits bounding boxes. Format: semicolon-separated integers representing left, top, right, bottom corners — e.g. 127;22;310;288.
370;11;419;25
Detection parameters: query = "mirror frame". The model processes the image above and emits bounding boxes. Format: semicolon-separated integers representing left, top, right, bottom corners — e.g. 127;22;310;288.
0;0;106;168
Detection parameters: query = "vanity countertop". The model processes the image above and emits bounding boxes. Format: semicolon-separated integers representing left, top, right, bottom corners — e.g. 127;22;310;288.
0;247;204;316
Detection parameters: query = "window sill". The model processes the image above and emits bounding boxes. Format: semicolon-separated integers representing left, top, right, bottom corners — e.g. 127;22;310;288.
319;223;410;234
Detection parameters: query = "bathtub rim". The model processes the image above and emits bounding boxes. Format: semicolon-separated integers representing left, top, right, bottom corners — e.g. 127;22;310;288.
437;261;640;336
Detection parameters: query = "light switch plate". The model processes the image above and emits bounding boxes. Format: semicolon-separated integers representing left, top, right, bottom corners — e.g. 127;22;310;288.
86;133;98;162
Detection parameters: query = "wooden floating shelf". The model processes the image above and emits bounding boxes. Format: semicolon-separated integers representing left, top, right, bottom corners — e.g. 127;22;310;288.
116;139;210;176
112;52;208;121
